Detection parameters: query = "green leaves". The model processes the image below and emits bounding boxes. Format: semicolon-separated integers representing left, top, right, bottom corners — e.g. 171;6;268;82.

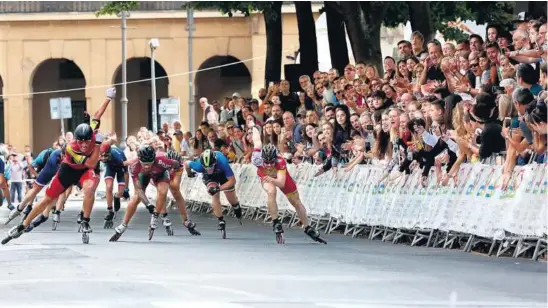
182;2;281;22
96;1;139;16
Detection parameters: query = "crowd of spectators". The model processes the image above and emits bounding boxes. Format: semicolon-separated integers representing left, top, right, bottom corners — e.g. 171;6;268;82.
160;12;547;188
1;12;547;203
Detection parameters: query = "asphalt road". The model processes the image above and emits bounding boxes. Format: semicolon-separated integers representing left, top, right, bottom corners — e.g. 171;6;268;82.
0;201;546;308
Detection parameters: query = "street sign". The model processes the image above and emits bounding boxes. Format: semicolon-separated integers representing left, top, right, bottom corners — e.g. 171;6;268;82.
49;97;72;120
159;97;179;115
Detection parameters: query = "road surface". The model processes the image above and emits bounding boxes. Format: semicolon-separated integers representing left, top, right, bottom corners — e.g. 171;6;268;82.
0;201;546;308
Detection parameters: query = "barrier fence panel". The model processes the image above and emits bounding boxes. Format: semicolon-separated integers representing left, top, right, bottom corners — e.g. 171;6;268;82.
67;162;546;261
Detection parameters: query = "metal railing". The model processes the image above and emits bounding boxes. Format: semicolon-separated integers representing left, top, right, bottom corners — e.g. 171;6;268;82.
0;1;185;14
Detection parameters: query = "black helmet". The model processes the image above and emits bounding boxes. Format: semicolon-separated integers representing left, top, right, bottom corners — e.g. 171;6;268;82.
74;123;93;141
261;144;278;163
137;145;156;163
199;149;217;169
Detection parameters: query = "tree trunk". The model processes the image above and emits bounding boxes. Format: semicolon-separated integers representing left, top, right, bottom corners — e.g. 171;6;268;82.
339;2;387;75
295;1;318;78
264;2;283;87
528;1;547;20
325;2;349;74
408;2;435;44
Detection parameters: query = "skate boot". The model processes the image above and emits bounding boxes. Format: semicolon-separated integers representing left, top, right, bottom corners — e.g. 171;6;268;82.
232;203;243;224
273;219;285;244
184;219;201;236
148;213;159;240
218;217;226;239
76;211;84;232
162;214;174;236
104;209;115;229
5;207;22;225
21;204;33;222
304;225;327;244
145;204;155;214
2;224;26;245
25;214;48;233
80;218;92;244
109;223;127;242
122;188;130;200
7;203;15;211
113;196;121;212
52;210;61;231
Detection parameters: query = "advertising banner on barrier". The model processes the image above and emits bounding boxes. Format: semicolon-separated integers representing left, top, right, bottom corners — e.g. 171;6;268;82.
99;162;547;240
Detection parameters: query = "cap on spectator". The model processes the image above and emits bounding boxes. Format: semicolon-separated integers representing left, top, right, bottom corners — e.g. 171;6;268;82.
500;78;517;88
513;11;532;23
173;129;183;135
297;110;306;118
157;130;165;135
232;124;242;130
232;92;240;98
249;99;259;105
226;120;235;128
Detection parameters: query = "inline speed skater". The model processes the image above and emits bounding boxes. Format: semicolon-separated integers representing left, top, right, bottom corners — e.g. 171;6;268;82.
250;124;326;244
184;149;241;239
5;146;67;229
4;146;53;224
109;145;200;242
2;87;115;245
100;144;128;229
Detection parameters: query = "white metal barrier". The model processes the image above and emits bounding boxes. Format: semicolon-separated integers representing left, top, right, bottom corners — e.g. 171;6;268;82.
92;162;547;261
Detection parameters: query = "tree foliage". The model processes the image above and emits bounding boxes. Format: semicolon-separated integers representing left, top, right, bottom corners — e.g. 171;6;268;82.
96;1;139;16
182;2;280;21
383;2;516;41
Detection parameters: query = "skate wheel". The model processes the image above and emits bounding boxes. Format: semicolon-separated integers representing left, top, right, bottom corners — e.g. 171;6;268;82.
77;225;82;233
166;226;174;236
276;233;285;244
1;236;12;245
82;233;89;244
148;228;155;241
221;228;226;239
238;218;243;225
52;221;58;231
104;221;113;229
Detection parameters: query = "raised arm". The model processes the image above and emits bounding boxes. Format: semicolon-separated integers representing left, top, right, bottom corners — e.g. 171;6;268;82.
93;87;116;121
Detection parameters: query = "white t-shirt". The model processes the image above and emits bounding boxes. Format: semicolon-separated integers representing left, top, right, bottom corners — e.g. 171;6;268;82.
180;139;190;155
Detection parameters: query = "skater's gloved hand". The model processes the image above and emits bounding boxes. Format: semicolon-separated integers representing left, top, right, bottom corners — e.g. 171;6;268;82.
146;203;155;214
106;87;116;100
207;186;220;196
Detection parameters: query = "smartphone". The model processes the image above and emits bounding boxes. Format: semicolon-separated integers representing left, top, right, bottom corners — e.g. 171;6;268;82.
366;125;374;130
269;81;274;87
503;117;512;128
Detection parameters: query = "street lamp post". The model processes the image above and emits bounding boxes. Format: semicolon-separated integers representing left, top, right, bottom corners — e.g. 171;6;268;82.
120;10;129;148
149;38;159;133
186;8;195;132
